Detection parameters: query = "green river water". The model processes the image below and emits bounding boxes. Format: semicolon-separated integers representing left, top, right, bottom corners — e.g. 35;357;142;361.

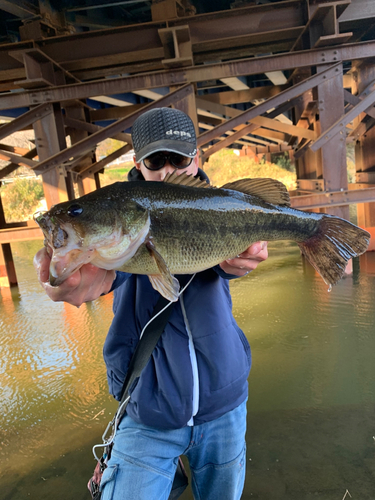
1;240;375;500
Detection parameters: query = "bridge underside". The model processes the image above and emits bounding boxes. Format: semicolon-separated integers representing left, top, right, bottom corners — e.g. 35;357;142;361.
1;0;375;285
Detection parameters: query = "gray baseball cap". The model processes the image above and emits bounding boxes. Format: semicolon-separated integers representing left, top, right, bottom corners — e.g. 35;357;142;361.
132;107;197;162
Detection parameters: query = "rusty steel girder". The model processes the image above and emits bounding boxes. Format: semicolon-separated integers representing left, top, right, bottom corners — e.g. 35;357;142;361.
33;83;194;175
1;41;375;111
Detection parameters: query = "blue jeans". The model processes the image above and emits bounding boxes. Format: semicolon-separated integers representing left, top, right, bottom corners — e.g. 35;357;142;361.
100;400;247;500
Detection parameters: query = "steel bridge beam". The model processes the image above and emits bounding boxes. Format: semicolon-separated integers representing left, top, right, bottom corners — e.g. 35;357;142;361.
33;83;194;175
0;225;43;244
197;63;341;147
1;41;375;111
290;186;375;210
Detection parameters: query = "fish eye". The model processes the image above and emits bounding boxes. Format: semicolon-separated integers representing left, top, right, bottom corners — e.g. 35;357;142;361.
67;204;83;217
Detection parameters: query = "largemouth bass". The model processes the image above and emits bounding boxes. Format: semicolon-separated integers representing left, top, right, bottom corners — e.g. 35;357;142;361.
35;172;370;301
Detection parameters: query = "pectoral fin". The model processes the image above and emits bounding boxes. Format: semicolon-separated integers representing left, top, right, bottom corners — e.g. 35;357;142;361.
146;241;180;302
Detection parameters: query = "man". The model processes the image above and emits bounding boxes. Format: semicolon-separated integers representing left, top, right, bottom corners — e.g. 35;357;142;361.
34;107;268;499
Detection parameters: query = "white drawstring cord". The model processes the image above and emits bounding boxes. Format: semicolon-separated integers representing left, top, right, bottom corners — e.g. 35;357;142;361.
92;274;196;462
139;273;196;339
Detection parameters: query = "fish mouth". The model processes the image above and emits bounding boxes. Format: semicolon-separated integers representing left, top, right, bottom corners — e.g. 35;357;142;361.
34;211;54;241
34;211;71;250
49;247;96;286
34;210;89;286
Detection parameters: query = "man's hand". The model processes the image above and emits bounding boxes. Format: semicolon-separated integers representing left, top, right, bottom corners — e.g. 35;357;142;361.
33;247;116;307
219;241;268;276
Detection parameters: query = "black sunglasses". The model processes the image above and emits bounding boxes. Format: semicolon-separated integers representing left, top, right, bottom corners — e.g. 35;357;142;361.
143;152;193;171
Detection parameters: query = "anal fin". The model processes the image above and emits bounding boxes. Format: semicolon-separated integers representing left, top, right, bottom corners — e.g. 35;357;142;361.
146;241;180;302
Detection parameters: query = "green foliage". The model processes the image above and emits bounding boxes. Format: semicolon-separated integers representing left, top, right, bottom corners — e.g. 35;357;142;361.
346;143;355;164
99;163;133;187
0;178;45;223
96;138;125;158
271;152;295;172
204;150;297;190
346;144;356;183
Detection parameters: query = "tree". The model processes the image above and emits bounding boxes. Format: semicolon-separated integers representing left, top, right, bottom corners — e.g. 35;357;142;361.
0;178;45;222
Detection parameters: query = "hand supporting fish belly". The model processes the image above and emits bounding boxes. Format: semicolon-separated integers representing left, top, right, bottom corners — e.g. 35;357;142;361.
34;173;370;302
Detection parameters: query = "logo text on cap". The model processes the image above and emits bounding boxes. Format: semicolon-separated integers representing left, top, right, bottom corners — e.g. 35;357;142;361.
166;129;192;138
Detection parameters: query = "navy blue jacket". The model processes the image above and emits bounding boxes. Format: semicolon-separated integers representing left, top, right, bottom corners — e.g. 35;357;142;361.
103;268;251;429
102;168;251;429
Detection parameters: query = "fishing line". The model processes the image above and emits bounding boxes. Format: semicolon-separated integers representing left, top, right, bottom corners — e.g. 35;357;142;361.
139;273;196;339
92;273;196;462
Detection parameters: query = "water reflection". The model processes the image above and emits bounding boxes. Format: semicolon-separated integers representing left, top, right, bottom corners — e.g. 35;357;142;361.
1;241;375;499
0;241;118;500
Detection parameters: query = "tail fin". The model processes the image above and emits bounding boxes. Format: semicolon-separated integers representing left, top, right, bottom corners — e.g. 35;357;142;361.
298;216;370;287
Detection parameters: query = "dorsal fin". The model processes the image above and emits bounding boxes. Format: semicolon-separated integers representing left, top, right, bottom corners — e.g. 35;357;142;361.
221;178;290;207
164;171;210;188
